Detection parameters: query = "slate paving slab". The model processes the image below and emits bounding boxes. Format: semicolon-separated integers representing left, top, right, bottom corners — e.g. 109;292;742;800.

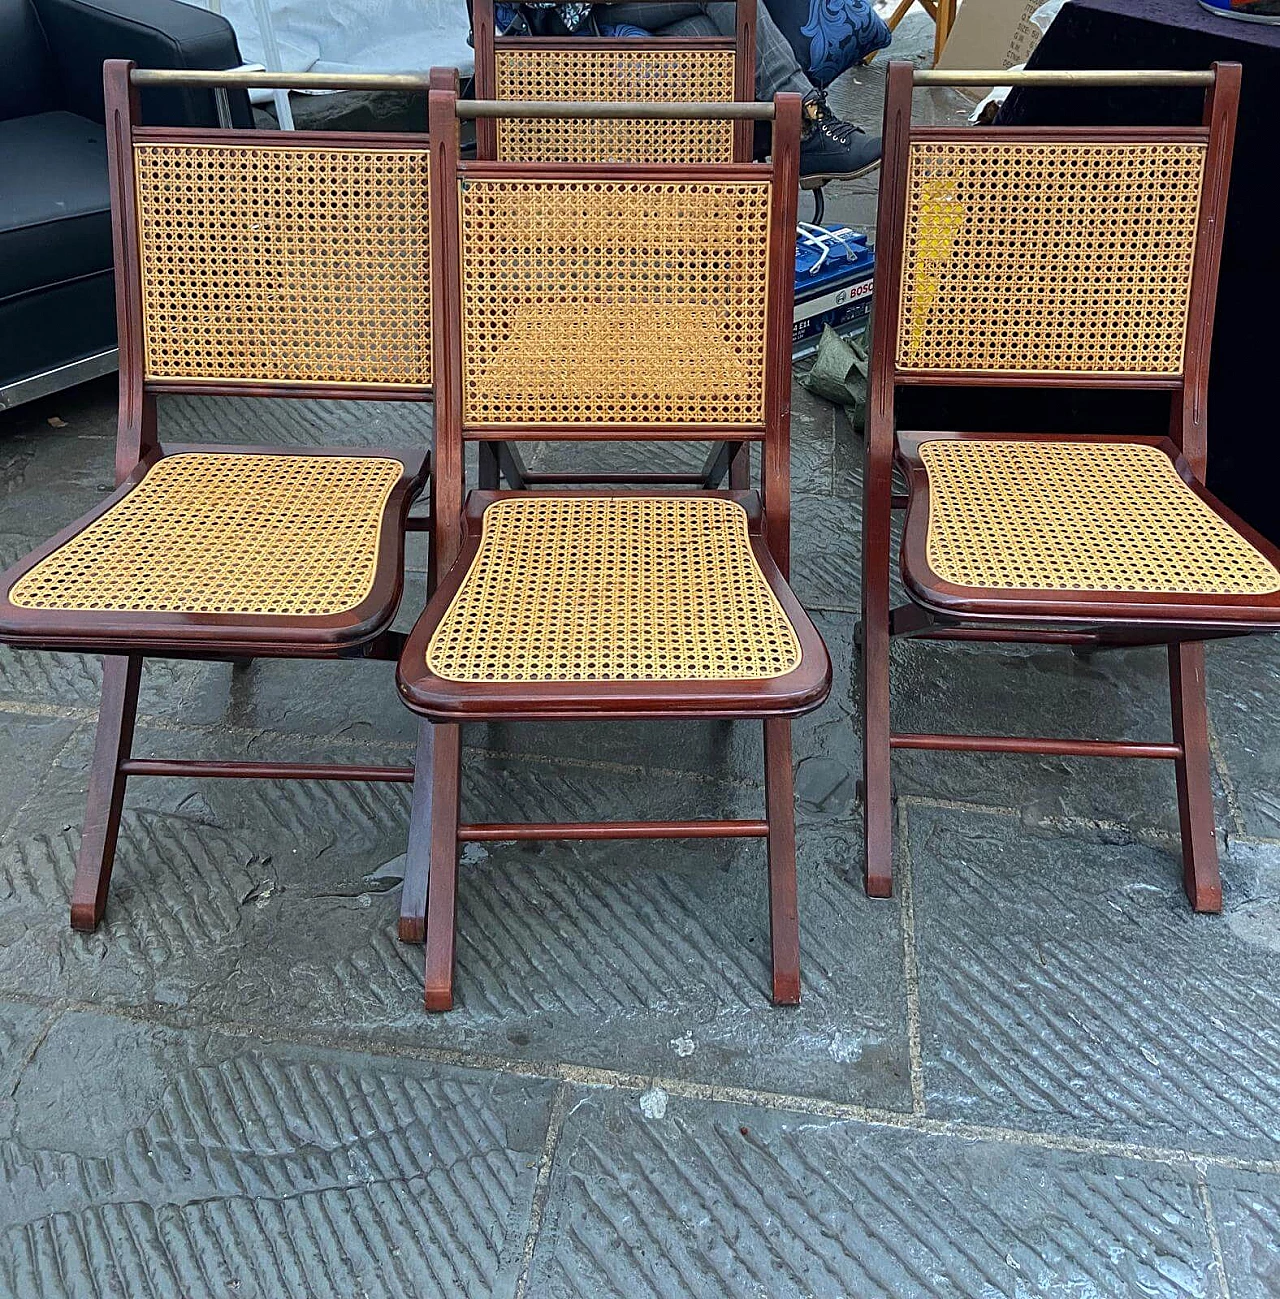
519;386;837;498
1204;634;1280;840
161;654;422;747
789;494;864;612
526;1088;1222;1299
0;707;79;842
908;800;1280;1158
0;429;115;538
0;1002;50;1139
1205;1167;1280;1299
0;1010;555;1299
3;362;1279;1296
0;646;232;732
156;393;433;451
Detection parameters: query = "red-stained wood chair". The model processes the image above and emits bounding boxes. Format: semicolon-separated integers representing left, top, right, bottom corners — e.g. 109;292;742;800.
395;82;831;1010
470;0;758;494
0;62;436;932
861;62;1280;909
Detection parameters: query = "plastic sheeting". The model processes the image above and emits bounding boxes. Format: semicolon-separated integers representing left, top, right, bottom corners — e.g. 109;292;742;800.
217;0;474;82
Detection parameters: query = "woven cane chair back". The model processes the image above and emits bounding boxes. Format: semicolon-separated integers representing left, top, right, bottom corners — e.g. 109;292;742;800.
457;175;772;428
895;138;1207;379
492;47;738;162
133;139;432;390
472;0;754;164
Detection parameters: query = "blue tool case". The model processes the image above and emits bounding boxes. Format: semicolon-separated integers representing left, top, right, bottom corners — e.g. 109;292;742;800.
793;224;875;359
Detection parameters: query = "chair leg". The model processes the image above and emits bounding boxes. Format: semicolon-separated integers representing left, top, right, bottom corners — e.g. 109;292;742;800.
1169;641;1222;913
698;440;742;489
933;0;955;64
478;442;501;490
496;444;530;490
424;723;462;1011
885;0;917;28
398;720;436;943
728;441;751;490
70;653;143;931
763;718;801;1006
860;577;894;901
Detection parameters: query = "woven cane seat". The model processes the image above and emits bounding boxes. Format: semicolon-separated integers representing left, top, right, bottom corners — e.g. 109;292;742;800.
915;440;1280;598
426;496;802;683
1;451;424;647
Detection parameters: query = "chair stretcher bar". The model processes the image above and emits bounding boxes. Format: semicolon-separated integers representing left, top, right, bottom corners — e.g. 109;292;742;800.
457;820;771;841
889;735;1183;760
120;759;416;782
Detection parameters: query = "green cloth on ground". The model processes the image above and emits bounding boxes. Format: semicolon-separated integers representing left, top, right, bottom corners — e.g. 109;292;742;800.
800;325;870;434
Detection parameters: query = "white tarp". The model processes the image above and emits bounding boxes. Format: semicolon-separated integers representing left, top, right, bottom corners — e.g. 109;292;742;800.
217;0;475;80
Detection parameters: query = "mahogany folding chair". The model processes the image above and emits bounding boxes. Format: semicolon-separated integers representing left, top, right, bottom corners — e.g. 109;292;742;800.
0;62;437;932
861;62;1280;910
394;84;831;1010
471;0;758;493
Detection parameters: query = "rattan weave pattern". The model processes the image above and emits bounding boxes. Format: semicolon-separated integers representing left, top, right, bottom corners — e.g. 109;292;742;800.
8;453;406;616
919;440;1280;595
898;142;1205;375
134;143;431;386
460;179;771;426
426;496;802;682
493;47;735;162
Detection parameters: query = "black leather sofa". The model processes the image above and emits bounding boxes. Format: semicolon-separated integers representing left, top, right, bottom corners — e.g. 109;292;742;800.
0;0;253;410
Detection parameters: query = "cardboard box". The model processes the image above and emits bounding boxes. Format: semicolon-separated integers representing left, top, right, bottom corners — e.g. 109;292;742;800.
935;0;1049;88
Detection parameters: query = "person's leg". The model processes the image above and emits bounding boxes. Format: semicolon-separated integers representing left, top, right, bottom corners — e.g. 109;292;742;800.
599;1;881;181
610;3;811;95
605;2;716;32
720;2;880;182
706;1;811;97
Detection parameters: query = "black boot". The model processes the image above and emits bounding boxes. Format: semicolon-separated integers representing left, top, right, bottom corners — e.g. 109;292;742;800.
798;90;882;184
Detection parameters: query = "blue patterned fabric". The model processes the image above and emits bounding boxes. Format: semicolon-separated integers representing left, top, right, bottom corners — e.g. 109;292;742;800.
500;2;596;34
494;6;652;37
770;0;891;87
494;3;524;32
496;4;652;36
597;21;652;36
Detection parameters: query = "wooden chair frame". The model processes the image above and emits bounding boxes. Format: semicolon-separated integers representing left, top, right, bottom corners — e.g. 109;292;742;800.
394;83;832;1011
0;62;443;932
471;0;758;494
860;62;1280;912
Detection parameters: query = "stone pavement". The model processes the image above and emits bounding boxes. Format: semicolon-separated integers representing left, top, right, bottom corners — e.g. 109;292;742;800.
2;30;1280;1299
